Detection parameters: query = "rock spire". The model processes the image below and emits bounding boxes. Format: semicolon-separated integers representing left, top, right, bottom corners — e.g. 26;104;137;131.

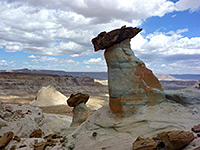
92;26;165;116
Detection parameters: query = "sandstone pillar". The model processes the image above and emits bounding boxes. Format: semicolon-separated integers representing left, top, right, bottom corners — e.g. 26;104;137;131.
92;26;165;116
67;93;89;126
105;39;165;115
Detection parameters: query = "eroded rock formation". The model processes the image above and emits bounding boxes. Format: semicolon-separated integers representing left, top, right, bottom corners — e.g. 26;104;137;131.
67;93;89;126
30;85;67;106
67;93;89;107
92;26;165;116
92;26;142;51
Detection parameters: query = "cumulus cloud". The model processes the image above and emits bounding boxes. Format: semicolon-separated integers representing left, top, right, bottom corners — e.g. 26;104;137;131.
0;60;8;66
131;29;200;56
25;55;107;72
0;0;199;57
28;55;37;59
0;0;178;57
28;55;75;63
175;0;200;12
0;59;15;68
83;58;104;64
131;29;200;74
0;0;144;57
7;0;176;21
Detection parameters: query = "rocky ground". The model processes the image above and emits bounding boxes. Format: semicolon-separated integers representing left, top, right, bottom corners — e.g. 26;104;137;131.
0;72;108;116
0;71;200;150
0;72;109;150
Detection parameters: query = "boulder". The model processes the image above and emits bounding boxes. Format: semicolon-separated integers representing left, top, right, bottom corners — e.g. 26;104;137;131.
13;136;21;142
165;90;200;105
67;93;89;107
157;131;195;150
132;137;158;150
44;133;62;140
92;25;142;51
30;85;67;106
0;131;14;149
30;129;43;138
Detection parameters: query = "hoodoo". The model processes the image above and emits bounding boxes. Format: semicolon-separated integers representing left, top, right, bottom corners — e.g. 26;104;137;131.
92;26;165;116
67;93;89;126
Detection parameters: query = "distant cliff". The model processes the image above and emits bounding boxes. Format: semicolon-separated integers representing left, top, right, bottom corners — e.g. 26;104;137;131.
0;72;107;96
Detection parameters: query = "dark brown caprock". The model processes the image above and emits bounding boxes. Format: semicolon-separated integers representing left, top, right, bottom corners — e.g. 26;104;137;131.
67;93;89;107
91;25;142;51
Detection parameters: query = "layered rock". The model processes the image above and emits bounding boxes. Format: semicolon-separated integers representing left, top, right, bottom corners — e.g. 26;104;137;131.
165;89;200;105
67;93;89;126
30;85;67;106
67;93;89;107
29;129;43;138
0;72;106;96
92;26;142;51
92;26;165;116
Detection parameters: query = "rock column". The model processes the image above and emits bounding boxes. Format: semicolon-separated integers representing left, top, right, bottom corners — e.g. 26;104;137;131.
67;93;89;126
92;26;165;116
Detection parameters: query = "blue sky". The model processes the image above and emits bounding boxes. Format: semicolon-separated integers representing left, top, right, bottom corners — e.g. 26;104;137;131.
0;0;200;74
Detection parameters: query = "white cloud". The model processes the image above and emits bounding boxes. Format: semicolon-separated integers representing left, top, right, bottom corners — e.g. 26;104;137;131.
151;58;200;74
28;55;75;64
130;29;200;74
28;55;37;59
176;28;188;34
83;58;104;64
131;29;200;56
0;0;199;57
0;60;8;67
0;40;22;52
175;0;200;12
0;0;176;57
0;59;15;67
8;0;176;21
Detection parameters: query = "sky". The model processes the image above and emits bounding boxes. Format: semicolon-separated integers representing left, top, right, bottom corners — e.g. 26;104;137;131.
0;0;200;74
